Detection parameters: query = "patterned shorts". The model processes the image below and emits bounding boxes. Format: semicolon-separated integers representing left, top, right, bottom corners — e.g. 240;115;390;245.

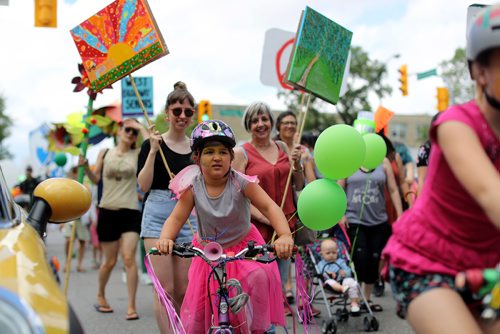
388;265;477;319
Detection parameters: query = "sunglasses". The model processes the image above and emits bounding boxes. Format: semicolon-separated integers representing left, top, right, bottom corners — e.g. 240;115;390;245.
124;127;139;136
171;107;195;117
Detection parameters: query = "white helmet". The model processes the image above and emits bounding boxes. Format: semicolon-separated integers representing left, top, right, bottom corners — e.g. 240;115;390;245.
466;3;500;61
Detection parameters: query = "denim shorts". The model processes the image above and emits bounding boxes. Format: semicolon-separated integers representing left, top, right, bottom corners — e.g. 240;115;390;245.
141;189;197;243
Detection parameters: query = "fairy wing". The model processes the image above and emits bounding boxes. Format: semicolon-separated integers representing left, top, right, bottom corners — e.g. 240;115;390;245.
168;165;201;200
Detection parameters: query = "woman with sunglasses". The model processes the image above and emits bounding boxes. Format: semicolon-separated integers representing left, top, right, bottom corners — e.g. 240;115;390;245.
80;118;147;320
137;81;198;333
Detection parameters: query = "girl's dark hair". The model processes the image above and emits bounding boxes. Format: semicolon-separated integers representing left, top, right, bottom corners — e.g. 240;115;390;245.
476;48;495;67
301;133;318;148
377;131;395;159
275;111;297;132
165;81;195;109
469;48;497;79
191;140;235;163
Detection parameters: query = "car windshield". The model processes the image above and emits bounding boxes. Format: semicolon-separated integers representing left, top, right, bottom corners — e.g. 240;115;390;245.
0;166;16;224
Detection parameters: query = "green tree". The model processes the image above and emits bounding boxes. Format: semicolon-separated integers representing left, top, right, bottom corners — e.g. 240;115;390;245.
278;46;392;130
439;48;475;104
0;95;13;160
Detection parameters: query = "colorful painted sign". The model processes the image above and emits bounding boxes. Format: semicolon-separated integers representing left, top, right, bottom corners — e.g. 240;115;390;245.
285;6;352;105
70;0;168;92
121;76;153;117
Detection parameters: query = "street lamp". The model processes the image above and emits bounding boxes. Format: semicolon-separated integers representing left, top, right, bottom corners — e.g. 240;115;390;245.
378;54;401;104
384;53;401;64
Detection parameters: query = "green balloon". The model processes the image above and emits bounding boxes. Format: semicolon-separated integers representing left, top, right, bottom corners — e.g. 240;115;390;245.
297;179;347;231
54;153;67;167
362;134;387;169
353;119;376;135
314;124;366;180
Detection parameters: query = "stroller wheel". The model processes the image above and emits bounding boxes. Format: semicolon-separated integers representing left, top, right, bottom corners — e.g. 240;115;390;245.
363;316;371;332
335;308;348;322
322;318;337;334
363;316;379;332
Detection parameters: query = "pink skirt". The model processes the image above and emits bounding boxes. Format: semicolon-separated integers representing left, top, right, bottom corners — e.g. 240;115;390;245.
180;225;285;333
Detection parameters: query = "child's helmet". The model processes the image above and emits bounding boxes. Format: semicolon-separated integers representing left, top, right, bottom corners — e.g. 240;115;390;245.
467;3;500;61
190;120;236;152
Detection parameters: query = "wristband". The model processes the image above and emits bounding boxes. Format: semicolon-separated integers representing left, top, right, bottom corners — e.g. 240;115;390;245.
404;191;415;202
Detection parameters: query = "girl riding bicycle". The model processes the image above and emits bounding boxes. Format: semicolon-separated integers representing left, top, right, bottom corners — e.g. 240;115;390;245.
156;120;294;333
383;4;500;334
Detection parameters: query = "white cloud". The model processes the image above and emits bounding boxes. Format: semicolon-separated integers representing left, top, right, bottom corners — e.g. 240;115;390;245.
0;0;494;171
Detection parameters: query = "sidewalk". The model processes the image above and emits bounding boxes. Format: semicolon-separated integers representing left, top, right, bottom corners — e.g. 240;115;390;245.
44;226;413;333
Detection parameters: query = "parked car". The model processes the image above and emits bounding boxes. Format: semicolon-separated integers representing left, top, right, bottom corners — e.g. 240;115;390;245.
0;166;91;333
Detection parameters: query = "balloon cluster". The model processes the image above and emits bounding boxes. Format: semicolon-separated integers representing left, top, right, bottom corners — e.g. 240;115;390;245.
297;124;387;231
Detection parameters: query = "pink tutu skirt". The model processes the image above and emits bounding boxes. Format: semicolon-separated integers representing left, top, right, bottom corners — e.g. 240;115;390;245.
180;224;285;333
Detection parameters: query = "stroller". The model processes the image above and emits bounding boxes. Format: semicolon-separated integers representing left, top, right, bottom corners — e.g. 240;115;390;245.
298;225;380;333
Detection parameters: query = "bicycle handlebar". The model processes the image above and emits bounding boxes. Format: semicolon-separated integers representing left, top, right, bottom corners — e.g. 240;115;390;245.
149;240;298;264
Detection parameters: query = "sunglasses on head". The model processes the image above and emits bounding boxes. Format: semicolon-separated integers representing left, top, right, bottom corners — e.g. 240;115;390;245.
124;127;139;136
171;107;195;117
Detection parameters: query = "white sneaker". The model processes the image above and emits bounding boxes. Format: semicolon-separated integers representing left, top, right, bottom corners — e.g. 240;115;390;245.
141;273;152;285
351;305;360;313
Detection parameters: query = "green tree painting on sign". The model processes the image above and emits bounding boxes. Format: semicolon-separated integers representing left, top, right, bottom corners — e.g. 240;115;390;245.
286;6;352;105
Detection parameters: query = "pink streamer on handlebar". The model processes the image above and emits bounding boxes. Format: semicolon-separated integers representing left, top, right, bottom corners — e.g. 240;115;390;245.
145;254;186;334
295;253;319;333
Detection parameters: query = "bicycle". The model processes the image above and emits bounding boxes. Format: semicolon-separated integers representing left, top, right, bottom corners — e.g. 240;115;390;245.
149;240;297;333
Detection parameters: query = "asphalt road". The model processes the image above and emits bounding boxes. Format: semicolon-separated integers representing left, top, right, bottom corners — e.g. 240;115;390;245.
45;227;414;334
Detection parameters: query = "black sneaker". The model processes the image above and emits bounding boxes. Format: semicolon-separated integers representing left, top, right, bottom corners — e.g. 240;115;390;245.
373;278;385;297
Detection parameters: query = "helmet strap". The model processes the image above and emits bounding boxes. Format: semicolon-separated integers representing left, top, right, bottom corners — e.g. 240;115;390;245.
485;91;500;112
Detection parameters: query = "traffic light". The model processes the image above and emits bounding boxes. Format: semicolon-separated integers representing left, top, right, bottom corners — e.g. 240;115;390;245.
197;100;212;123
35;0;57;28
399;64;408;96
436;87;449;112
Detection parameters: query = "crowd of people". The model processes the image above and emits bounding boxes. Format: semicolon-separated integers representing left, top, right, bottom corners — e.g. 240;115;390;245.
18;4;499;332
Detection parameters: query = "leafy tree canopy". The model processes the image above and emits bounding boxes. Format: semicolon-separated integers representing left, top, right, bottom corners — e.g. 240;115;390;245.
439;47;474;104
0;94;13;160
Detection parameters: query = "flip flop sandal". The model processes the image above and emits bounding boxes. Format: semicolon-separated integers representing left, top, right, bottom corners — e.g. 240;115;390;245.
126;312;140;320
285;290;295;304
94;304;114;313
360;301;383;312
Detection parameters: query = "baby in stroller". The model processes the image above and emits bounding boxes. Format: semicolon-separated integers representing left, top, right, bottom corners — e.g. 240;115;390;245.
318;239;361;314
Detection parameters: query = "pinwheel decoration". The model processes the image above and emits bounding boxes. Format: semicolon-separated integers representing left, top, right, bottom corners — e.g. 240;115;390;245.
71;63;112;100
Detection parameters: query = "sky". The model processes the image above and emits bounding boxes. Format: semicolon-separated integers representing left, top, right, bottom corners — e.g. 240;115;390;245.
0;0;495;185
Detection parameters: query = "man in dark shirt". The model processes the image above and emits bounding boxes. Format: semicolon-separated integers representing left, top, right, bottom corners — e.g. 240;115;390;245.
18;166;40;210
